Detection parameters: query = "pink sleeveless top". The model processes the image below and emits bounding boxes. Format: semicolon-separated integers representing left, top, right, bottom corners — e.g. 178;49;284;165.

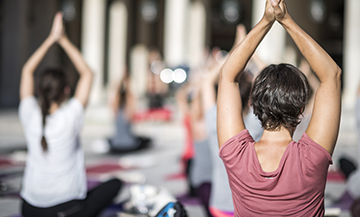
219;130;332;217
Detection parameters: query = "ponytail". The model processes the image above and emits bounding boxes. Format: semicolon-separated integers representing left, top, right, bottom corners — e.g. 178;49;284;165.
40;96;50;152
37;68;67;152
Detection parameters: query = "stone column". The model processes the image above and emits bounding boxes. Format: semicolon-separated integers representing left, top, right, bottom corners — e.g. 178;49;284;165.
343;0;360;108
163;0;189;67
81;0;106;105
187;1;206;68
252;0;286;64
107;1;128;90
130;45;149;100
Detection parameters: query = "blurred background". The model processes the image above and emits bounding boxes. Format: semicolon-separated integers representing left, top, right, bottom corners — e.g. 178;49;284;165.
1;0;358;109
0;0;359;216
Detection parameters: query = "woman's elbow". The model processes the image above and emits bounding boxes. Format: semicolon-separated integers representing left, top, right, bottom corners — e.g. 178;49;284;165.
219;68;232;83
335;67;342;81
332;66;342;87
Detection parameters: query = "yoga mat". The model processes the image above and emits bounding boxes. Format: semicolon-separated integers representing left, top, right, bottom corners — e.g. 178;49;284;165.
327;171;346;182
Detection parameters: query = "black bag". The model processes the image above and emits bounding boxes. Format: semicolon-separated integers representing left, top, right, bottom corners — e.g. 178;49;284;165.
155;202;188;217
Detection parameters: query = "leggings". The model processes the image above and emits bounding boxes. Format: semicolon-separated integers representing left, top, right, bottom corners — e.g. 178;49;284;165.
22;178;122;217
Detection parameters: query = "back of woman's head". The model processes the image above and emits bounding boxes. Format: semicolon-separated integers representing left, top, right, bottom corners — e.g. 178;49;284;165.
37;68;68;152
250;63;310;131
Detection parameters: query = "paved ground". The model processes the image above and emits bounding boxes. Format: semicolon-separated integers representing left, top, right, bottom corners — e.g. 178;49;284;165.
0;101;358;217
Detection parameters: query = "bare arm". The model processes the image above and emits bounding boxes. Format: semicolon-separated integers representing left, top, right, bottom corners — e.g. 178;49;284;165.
20;37;55;100
201;67;220;113
58;35;93;107
201;25;248;113
201;50;223;113
217;0;275;147
299;59;319;114
19;13;63;100
275;1;341;155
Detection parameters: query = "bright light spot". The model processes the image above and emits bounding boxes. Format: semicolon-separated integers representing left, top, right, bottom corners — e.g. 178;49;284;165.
222;1;240;23
173;68;187;83
310;0;326;23
150;60;163;74
160;68;173;83
141;1;158;22
62;2;76;21
224;7;239;23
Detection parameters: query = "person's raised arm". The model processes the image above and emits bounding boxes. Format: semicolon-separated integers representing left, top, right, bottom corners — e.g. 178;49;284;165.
201;25;248;113
201;49;222;113
57;15;93;107
217;0;275;147
19;13;63;100
274;0;341;155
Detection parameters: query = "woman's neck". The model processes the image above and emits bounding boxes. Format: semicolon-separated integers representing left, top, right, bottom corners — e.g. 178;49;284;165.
49;102;60;114
259;127;294;146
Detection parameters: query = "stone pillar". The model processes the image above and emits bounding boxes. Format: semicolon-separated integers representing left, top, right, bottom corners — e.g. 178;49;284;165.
81;0;106;105
252;0;286;64
187;1;206;68
107;1;128;90
343;0;360;108
130;45;149;100
0;0;30;108
163;0;189;67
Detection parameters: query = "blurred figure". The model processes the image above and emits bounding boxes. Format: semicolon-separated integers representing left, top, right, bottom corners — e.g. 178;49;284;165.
176;81;213;217
19;13;122;217
334;78;360;214
201;25;264;217
292;59;317;141
147;49;168;109
107;72;152;153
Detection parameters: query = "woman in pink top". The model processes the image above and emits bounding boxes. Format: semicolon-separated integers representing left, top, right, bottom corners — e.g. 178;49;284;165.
217;0;341;216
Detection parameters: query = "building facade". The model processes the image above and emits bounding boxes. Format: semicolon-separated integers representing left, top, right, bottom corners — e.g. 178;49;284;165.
0;0;357;109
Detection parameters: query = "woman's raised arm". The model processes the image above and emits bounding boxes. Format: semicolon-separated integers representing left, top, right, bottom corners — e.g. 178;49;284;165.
275;0;341;155
57;16;93;107
19;13;63;100
217;0;275;147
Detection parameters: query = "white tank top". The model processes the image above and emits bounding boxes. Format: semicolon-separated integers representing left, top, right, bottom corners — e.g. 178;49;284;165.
19;96;87;207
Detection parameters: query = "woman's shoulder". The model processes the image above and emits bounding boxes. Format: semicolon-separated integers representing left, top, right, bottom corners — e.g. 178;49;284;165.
220;129;254;156
19;96;38;107
294;133;332;165
54;98;85;123
63;97;85;113
18;96;39;123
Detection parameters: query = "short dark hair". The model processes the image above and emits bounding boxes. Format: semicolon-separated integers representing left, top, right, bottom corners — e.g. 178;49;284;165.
250;63;310;131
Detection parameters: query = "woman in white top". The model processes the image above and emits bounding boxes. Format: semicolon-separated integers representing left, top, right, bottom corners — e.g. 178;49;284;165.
19;12;122;217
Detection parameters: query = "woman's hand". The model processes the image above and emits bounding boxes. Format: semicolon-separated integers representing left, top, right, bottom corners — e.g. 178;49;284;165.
50;12;65;41
20;13;63;99
271;0;290;23
264;0;276;23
